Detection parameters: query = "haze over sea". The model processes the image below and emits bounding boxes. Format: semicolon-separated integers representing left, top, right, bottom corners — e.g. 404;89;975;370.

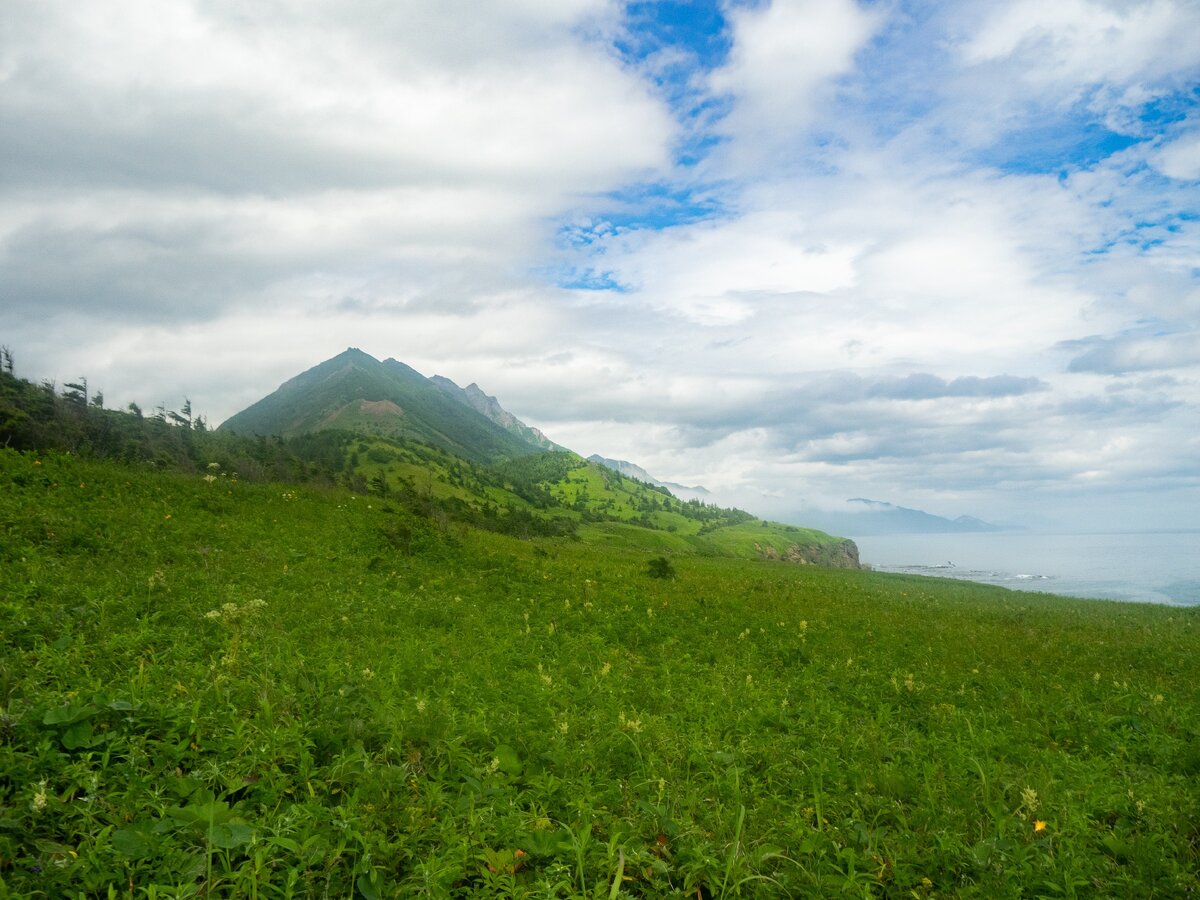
854;531;1200;607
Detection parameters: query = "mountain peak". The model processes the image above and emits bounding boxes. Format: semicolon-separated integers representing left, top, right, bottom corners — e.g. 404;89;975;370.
219;351;557;463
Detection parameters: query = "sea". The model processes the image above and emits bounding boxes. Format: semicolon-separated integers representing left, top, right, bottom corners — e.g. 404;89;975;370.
852;531;1200;607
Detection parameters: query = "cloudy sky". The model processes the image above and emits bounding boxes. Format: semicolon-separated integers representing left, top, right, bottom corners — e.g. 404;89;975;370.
3;0;1198;531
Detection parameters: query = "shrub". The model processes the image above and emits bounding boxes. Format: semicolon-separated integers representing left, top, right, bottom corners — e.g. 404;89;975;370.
646;555;676;579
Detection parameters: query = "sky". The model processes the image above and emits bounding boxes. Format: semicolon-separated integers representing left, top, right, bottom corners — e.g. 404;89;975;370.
2;0;1198;532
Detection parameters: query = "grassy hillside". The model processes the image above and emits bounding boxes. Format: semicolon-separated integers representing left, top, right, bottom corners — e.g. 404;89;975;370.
3;449;1198;897
344;436;856;565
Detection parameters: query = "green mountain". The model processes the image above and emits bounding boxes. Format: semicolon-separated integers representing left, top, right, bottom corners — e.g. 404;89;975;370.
218;348;545;464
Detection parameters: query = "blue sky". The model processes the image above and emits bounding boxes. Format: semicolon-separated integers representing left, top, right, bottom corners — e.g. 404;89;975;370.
1;0;1198;531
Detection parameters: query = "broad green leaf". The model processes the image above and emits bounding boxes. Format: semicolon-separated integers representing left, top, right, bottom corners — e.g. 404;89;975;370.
208;821;254;849
42;703;100;726
493;744;522;776
62;721;103;749
356;873;383;900
113;822;159;859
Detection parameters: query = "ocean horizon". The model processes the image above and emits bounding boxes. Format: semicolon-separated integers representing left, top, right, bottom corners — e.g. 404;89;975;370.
852;530;1200;607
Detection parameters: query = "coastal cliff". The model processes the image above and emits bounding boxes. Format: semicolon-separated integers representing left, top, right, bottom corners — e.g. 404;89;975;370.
755;538;861;570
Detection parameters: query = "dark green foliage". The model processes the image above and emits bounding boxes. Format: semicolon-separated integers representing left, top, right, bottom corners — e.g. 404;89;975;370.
646;555;677;579
0;367;351;486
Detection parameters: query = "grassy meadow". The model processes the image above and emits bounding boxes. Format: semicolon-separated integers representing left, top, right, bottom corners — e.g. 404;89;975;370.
2;448;1199;897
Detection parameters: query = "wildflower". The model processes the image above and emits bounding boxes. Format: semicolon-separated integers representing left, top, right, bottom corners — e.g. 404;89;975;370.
618;711;642;733
361;667;375;680
1152;693;1164;704
1033;820;1047;833
1021;787;1039;812
904;674;915;692
31;781;48;813
207;462;221;470
558;720;569;734
600;661;611;676
203;474;217;485
1093;672;1101;683
415;698;427;713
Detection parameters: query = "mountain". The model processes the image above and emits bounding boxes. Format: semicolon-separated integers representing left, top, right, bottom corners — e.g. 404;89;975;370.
218;348;549;464
429;375;563;452
789;498;1008;536
587;454;711;502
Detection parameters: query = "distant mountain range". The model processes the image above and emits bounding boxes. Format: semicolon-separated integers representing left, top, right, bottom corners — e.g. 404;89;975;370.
219;348;551;464
790;498;1009;536
587;455;711;502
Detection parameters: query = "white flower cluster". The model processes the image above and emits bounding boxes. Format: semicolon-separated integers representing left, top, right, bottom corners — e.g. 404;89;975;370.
204;598;267;621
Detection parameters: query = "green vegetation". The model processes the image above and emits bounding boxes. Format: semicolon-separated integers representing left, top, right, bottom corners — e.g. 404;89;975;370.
3;448;1199;897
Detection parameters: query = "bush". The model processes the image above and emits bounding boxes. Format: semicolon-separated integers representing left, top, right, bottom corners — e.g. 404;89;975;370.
646;556;676;579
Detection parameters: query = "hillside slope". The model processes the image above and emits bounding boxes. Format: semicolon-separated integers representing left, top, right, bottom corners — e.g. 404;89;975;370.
3;448;1197;896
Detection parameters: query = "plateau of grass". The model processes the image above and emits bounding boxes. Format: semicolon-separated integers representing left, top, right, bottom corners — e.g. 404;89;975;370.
2;449;1198;897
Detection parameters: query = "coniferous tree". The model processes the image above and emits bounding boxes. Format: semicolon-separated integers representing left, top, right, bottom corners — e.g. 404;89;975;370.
63;377;88;408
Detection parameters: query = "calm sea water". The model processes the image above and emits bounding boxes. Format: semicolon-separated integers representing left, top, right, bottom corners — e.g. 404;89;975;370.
852;531;1200;606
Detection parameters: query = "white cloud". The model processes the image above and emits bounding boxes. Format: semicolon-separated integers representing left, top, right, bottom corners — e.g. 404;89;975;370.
709;0;880;153
1154;129;1200;181
961;0;1200;92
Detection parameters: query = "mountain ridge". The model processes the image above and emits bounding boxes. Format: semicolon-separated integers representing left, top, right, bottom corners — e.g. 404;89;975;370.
429;374;563;452
791;497;1008;536
587;454;711;502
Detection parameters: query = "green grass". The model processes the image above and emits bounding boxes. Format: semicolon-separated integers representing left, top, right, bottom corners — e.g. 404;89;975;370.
2;449;1199;897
